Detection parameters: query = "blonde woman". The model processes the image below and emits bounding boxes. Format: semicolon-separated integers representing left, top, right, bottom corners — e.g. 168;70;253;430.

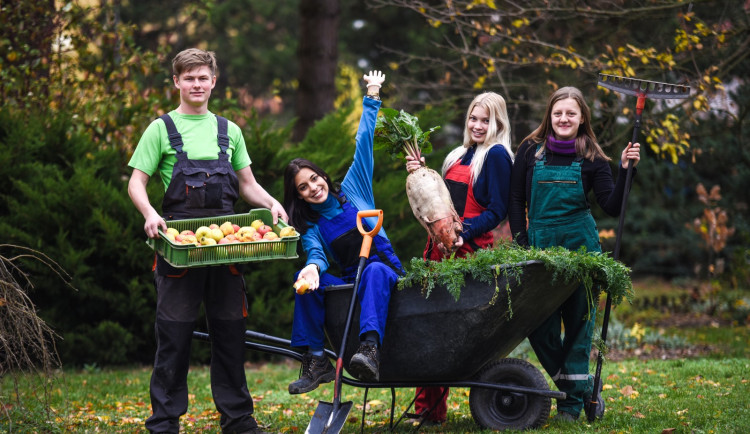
405;91;514;425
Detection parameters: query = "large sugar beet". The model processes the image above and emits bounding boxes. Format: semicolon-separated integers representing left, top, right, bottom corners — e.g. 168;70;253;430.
374;107;461;251
406;166;462;252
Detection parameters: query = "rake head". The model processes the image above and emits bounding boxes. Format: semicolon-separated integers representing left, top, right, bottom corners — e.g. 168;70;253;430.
598;73;690;100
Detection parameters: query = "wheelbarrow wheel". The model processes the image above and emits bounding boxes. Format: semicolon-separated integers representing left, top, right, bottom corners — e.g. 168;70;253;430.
469;358;551;430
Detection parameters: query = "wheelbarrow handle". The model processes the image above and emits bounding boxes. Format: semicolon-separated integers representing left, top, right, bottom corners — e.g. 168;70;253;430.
356;210;383;259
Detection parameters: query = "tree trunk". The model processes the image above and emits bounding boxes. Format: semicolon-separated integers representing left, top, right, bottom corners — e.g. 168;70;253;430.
293;0;340;142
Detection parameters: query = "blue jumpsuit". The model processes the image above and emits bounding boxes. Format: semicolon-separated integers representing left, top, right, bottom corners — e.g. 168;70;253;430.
291;97;403;351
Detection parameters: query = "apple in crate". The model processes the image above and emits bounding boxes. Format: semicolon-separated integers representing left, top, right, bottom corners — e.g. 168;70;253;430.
257;225;273;237
263;232;279;241
165;228;180;243
220;221;235;236
180;234;198;245
210;228;224;242
236;226;257;242
279;226;297;238
200;236;217;246
250;219;264;230
195;226;212;240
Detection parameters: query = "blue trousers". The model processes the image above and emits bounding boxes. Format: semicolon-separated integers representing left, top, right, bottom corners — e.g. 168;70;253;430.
291;262;397;350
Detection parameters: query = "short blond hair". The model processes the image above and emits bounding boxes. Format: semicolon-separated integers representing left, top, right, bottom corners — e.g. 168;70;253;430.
172;48;217;77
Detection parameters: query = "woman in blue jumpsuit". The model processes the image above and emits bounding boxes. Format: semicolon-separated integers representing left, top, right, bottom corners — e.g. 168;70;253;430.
508;86;640;422
282;70;404;395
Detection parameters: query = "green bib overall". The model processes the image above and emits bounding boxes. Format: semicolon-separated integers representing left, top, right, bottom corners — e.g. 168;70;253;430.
527;149;599;417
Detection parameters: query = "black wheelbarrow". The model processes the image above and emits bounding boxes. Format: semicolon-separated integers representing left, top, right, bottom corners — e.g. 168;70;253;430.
195;259;579;431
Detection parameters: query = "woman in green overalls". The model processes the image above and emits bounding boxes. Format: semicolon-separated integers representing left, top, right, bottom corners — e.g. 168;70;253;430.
508;86;640;422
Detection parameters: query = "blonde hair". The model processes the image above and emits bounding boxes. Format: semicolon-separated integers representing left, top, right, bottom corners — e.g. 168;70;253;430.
172;48;218;77
441;92;513;185
523;86;609;162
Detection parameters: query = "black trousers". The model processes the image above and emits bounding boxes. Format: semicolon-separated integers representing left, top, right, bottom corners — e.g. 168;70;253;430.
145;258;257;434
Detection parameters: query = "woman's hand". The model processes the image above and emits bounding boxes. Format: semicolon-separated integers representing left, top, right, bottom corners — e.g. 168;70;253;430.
621;142;641;169
436;236;463;255
363;70;385;94
298;263;320;292
405;155;425;173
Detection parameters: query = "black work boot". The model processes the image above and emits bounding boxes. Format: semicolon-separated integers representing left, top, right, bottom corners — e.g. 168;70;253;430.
288;353;336;394
348;342;380;381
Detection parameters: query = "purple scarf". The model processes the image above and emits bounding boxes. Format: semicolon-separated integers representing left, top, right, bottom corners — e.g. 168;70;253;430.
546;135;576;155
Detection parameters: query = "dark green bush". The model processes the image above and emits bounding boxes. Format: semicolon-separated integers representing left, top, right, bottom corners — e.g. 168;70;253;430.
0;106;156;365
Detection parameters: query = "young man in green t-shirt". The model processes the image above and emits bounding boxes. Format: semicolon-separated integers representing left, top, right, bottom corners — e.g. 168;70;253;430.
128;48;284;434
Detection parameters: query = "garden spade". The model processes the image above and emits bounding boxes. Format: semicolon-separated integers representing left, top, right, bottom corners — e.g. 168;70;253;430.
586;74;690;422
306;209;384;434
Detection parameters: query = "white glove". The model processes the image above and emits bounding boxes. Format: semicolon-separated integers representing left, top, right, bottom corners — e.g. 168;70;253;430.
363;70;385;88
298;263;320;291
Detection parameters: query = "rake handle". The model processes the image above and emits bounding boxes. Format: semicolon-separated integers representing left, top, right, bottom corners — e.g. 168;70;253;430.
588;93;643;422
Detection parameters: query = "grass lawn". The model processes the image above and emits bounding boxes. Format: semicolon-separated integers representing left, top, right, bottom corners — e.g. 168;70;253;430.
3;277;749;433
2;356;749;433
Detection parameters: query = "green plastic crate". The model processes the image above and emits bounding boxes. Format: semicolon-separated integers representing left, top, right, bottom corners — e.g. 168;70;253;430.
147;209;298;268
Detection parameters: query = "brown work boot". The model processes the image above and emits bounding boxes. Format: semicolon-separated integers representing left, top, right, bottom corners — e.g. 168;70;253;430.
288;353;336;394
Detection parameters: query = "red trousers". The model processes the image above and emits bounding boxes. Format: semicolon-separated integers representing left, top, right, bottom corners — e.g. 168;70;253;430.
414;387;449;422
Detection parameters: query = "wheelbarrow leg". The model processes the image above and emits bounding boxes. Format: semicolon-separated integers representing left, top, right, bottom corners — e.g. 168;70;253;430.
359;387;369;433
389;388;396;430
391;393;421;431
391;388;449;431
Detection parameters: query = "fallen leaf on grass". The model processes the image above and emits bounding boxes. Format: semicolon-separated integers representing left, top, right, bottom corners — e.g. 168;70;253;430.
620;385;639;398
661;428;676;433
634;412;645;418
676;408;688;415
